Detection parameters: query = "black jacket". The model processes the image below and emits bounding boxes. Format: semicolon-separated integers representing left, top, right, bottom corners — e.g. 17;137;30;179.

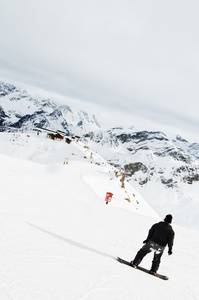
145;221;175;251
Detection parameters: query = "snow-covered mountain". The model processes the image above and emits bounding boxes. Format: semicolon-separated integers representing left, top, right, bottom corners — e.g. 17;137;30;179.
0;81;100;135
1;81;199;230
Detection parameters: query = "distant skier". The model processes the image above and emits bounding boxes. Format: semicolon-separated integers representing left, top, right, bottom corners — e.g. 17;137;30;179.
130;214;175;275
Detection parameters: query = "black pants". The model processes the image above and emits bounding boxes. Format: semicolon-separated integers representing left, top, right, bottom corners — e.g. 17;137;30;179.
133;240;165;272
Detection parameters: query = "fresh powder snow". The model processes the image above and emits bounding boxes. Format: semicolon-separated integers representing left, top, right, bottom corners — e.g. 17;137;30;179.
0;131;199;299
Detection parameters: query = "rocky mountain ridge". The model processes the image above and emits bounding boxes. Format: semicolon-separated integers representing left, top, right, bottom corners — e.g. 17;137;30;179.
85;127;199;185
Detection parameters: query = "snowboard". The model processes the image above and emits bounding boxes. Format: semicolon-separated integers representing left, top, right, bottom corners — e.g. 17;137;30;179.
117;257;169;280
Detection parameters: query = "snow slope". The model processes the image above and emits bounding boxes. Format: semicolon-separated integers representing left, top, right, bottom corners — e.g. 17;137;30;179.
0;132;199;299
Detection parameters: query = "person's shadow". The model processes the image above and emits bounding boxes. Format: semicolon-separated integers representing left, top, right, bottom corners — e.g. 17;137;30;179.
26;222;115;260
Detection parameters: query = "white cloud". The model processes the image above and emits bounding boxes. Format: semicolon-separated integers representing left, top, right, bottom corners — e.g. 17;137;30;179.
0;0;199;141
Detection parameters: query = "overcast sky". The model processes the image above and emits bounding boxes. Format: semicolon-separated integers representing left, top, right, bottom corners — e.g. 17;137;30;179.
0;0;199;141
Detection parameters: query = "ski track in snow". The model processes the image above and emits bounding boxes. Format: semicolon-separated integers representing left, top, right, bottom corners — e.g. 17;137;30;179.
0;131;199;299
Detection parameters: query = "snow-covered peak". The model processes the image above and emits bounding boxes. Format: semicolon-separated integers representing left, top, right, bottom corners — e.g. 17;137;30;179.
0;81;100;135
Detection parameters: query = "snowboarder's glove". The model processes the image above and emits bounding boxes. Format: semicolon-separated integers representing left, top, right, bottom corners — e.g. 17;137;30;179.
168;249;172;255
143;240;147;244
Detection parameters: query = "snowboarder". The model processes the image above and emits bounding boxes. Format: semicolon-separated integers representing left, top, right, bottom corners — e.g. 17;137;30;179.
130;214;175;275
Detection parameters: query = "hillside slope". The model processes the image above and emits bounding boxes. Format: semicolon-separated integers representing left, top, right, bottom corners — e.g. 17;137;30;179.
0;132;199;299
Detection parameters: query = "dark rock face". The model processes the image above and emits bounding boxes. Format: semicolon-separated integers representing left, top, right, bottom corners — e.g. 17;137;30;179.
0;106;8;126
0;82;19;97
124;162;148;177
116;131;168;144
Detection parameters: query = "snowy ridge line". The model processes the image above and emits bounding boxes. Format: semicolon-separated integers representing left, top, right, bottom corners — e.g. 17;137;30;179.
77;137;157;215
80;173;103;203
81;170;148;214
